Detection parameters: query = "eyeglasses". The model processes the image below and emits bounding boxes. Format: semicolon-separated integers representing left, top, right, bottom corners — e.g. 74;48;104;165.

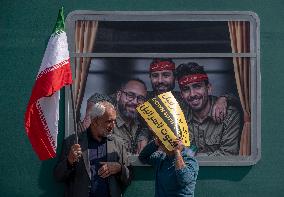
121;91;146;104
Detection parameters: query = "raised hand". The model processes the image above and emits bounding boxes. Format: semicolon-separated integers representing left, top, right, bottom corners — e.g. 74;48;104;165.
67;144;82;165
212;96;227;123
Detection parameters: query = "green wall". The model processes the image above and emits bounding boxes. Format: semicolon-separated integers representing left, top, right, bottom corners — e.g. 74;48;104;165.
1;0;284;196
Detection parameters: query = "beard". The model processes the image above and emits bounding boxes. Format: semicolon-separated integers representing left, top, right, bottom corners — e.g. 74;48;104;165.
187;95;209;112
105;125;114;136
153;82;175;95
118;101;138;121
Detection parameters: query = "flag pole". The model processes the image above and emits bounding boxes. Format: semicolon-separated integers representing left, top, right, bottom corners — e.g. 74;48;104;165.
69;84;79;144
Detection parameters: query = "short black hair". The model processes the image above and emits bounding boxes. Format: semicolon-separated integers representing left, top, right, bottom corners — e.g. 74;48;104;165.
176;62;209;85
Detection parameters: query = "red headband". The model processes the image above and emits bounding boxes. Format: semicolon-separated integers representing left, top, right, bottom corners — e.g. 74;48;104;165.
150;61;175;72
178;74;208;86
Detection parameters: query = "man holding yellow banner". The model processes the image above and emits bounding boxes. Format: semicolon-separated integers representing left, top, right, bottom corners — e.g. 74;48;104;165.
138;92;199;197
139;138;198;197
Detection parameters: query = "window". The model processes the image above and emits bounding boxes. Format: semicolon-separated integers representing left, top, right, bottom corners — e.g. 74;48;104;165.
65;11;260;166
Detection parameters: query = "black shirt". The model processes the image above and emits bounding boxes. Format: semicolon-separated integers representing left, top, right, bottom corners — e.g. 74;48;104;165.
87;130;110;197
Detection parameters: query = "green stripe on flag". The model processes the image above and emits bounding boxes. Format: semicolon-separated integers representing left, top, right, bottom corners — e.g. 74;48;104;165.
52;7;65;34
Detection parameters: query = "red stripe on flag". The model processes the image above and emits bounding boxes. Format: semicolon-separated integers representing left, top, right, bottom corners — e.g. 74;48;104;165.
28;59;72;105
25;102;56;160
25;59;72;160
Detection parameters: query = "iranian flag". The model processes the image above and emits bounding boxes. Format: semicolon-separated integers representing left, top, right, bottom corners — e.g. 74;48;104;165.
24;8;72;160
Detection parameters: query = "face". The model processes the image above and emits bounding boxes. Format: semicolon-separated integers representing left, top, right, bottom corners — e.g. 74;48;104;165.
117;80;147;120
91;107;116;138
150;70;175;94
180;81;211;112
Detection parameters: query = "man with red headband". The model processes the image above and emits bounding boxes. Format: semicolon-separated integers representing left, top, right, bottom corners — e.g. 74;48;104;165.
148;58;177;96
148;58;230;123
176;62;242;156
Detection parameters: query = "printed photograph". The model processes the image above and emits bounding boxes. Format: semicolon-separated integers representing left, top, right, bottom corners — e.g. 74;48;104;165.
68;19;254;165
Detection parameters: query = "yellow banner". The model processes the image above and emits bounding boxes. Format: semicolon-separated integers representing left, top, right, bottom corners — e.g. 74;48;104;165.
158;92;190;146
137;92;190;151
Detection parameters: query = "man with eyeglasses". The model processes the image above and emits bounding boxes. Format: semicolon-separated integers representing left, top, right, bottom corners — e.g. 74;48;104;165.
113;78;151;154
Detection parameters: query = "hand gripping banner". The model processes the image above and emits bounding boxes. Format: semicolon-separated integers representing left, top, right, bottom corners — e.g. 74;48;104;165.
137;92;190;151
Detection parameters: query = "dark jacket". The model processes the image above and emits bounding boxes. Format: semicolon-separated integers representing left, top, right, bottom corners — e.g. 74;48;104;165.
54;130;131;197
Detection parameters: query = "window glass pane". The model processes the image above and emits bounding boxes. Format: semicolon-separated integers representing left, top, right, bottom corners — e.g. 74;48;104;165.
93;21;244;53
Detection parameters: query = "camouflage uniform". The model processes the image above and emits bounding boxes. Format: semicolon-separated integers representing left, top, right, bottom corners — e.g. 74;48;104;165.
112;111;151;155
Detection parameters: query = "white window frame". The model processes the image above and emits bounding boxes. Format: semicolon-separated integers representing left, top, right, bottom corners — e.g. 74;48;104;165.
65;11;261;166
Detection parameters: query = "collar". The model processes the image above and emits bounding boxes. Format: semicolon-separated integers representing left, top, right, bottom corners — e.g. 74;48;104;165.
187;96;216;123
116;111;127;128
115;109;139;128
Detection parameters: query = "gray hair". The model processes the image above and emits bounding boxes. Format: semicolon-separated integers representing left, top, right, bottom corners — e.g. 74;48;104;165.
89;101;115;120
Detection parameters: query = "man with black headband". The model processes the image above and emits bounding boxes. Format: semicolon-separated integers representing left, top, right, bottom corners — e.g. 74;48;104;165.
176;62;242;156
